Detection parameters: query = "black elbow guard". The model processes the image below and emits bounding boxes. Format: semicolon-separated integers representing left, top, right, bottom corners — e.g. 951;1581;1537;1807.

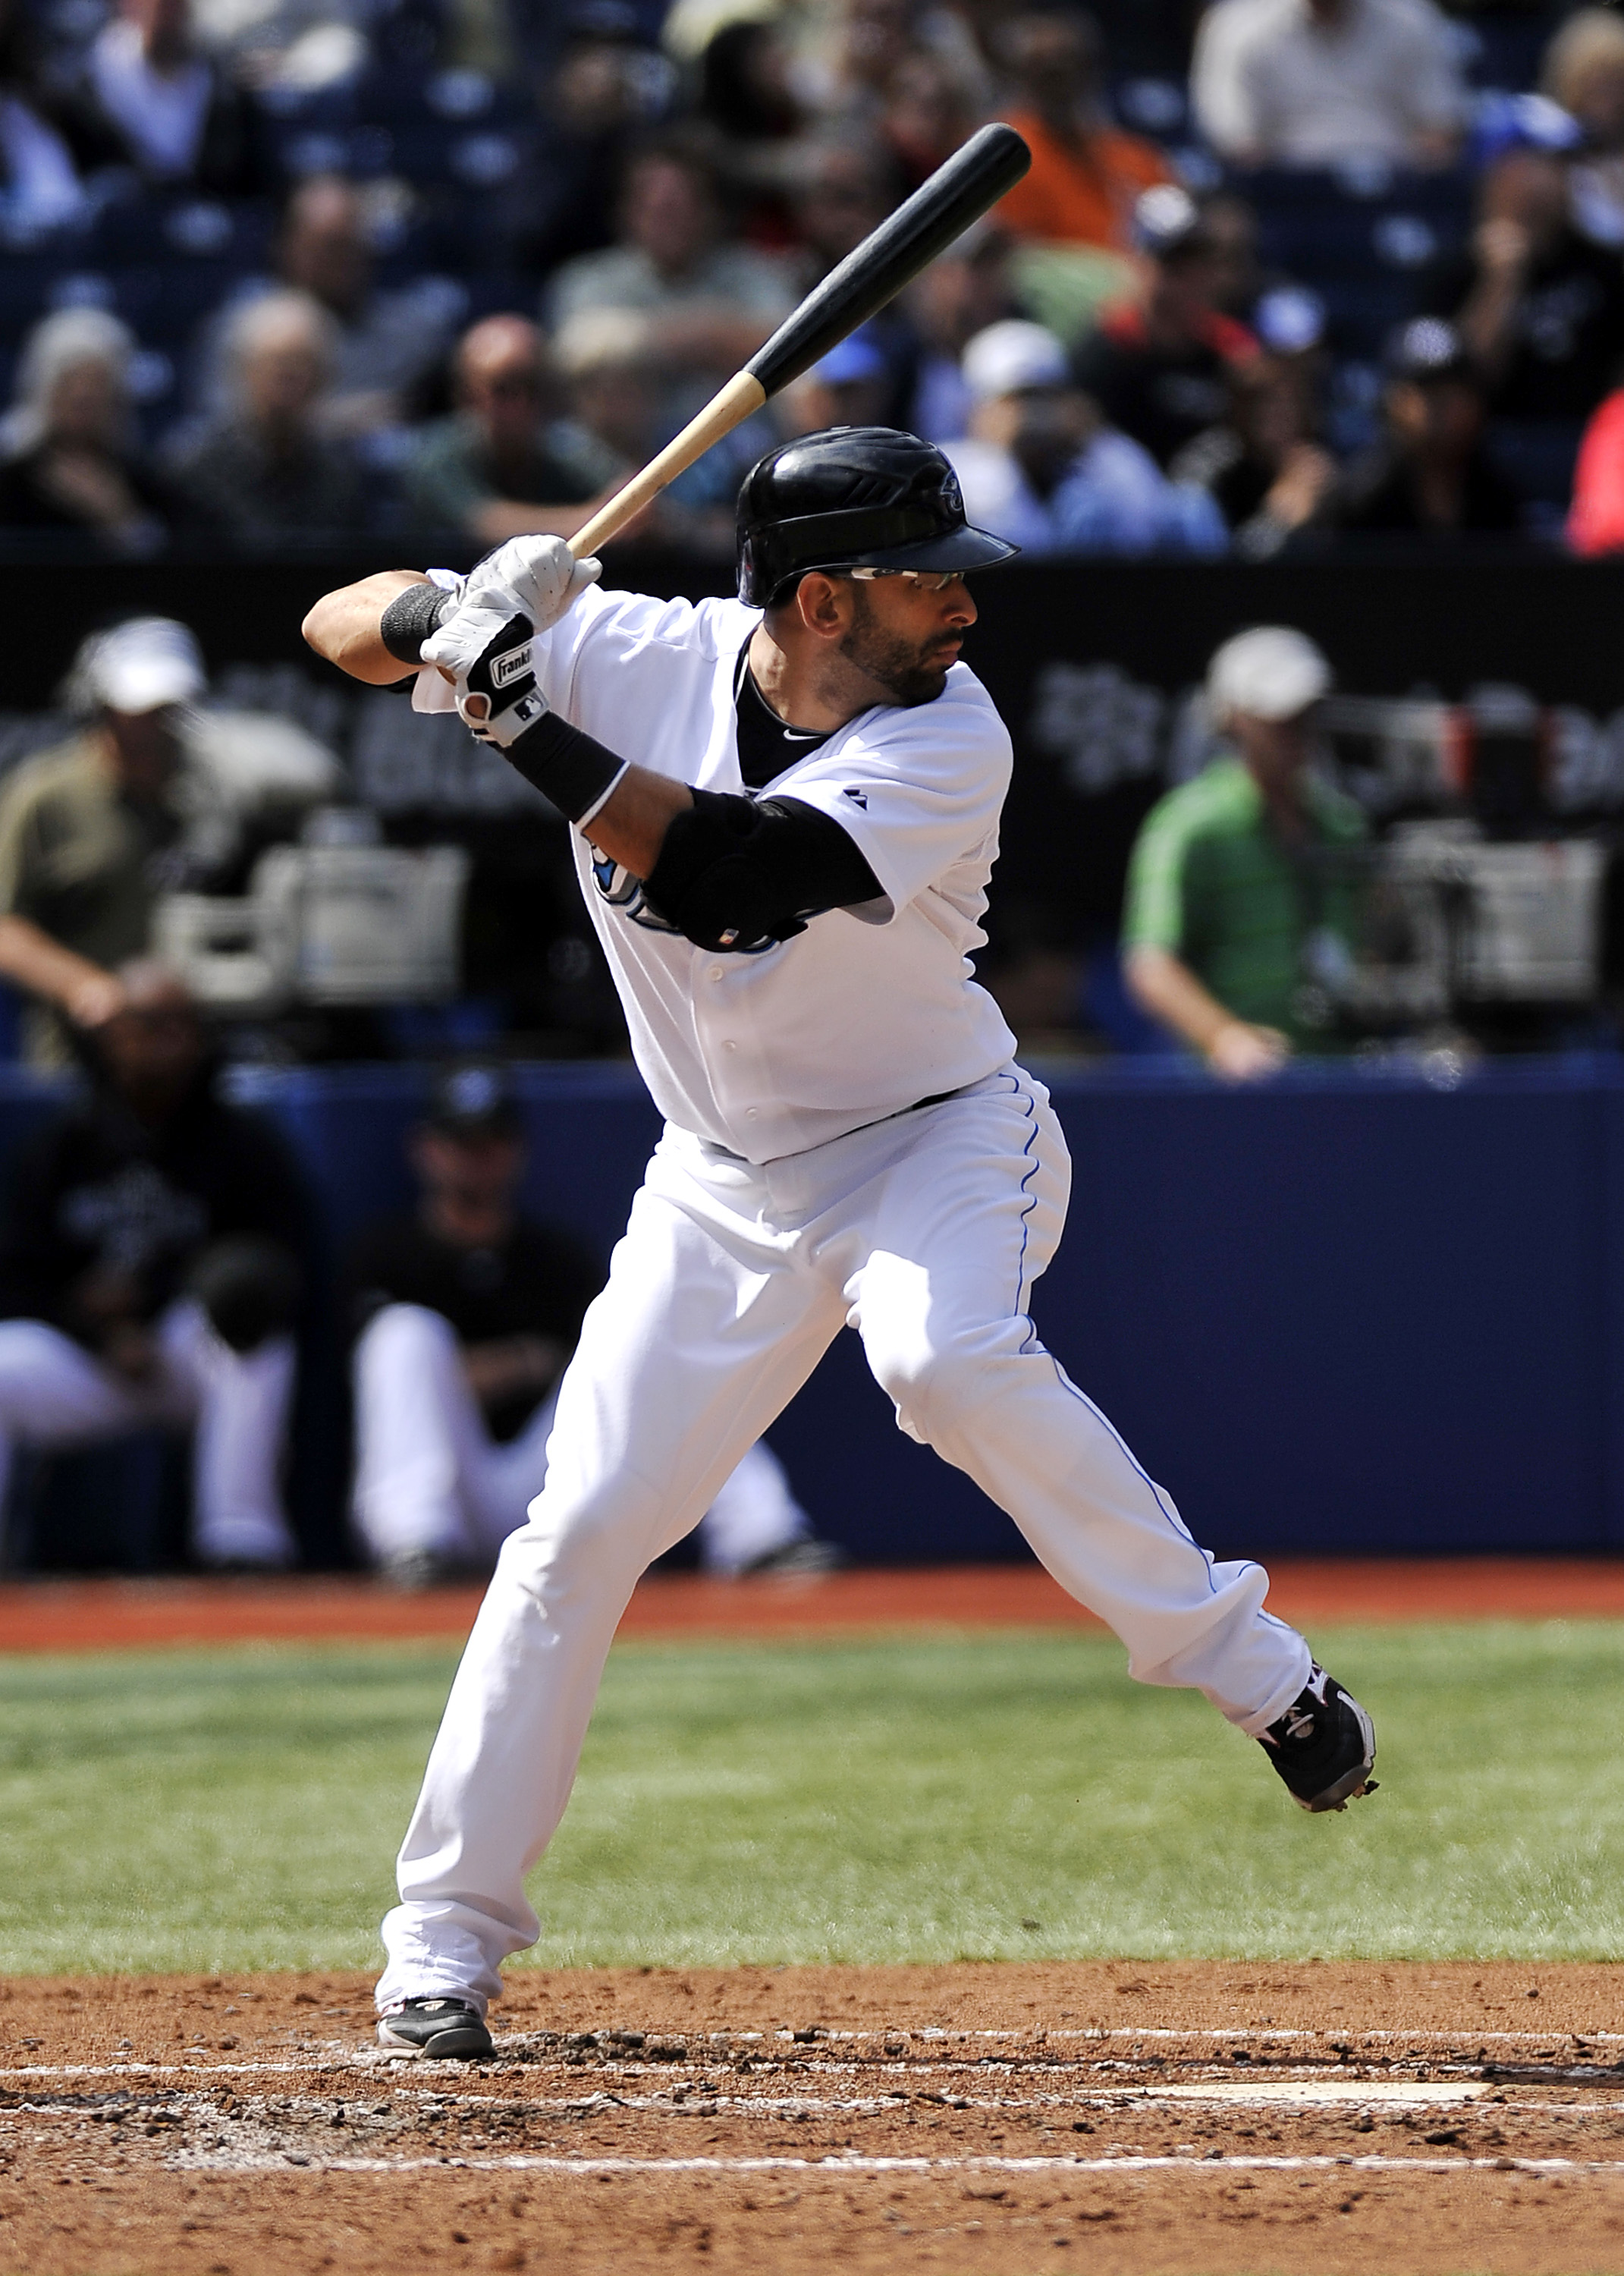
642;790;883;954
642;791;802;952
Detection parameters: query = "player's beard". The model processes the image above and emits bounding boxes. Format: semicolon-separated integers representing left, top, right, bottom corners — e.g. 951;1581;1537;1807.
837;583;956;706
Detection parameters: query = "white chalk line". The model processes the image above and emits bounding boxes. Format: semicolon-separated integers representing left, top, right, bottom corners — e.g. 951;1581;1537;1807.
0;2080;1497;2111
160;2152;1624;2178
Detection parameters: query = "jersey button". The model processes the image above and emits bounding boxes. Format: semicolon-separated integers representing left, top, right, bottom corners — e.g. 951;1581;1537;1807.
722;1039;737;1052
708;966;724;982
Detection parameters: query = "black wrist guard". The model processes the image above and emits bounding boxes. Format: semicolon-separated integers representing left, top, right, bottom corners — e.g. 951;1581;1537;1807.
380;582;454;665
501;710;627;826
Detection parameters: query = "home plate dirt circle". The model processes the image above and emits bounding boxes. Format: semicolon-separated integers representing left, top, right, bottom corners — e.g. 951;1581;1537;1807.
5;1963;1624;2273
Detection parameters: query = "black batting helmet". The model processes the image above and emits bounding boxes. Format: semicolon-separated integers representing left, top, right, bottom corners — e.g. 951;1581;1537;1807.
737;426;1018;608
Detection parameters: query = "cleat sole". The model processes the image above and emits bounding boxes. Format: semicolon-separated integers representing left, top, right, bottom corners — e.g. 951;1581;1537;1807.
375;2020;492;2060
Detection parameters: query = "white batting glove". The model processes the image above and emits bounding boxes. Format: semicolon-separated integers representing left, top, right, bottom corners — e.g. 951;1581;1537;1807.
426;603;549;750
423;588;530;686
465;535;602;634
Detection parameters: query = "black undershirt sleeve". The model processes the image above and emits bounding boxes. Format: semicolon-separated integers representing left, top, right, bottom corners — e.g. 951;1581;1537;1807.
642;790;883;954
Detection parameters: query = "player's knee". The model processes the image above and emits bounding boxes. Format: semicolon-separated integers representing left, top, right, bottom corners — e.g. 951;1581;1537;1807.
865;1321;1014;1447
502;1468;666;1580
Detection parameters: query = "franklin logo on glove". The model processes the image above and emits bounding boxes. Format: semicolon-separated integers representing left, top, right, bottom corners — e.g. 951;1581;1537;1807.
492;643;533;690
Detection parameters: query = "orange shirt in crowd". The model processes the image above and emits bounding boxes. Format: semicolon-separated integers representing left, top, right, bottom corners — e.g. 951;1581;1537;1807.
995;107;1174;251
1568;388;1624;556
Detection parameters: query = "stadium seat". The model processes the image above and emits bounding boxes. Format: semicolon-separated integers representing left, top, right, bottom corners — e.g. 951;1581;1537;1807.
108;264;259;349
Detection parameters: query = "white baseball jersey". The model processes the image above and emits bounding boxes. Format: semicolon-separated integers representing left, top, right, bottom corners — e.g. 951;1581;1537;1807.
416;587;1016;1163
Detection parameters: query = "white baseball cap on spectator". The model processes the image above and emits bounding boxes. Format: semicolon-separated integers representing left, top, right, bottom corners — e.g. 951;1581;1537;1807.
1208;627;1331;722
1132;182;1202;258
961;319;1070;400
77;618;206;714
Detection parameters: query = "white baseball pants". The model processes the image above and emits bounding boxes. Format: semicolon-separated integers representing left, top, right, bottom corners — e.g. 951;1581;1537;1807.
352;1303;811;1573
378;1067;1311;2013
0;1301;297;1567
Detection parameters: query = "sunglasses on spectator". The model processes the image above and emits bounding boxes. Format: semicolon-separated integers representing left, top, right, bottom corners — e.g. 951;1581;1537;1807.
846;568;966;593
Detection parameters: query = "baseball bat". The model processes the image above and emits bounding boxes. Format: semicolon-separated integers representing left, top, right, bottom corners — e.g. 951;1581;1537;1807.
567;121;1031;561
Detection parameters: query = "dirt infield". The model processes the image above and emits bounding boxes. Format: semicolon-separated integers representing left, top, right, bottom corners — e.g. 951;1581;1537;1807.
5;1963;1624;2274
5;1556;1624;1654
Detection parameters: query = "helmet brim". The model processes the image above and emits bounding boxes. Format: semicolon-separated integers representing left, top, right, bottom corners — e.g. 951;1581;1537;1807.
796;521;1020;582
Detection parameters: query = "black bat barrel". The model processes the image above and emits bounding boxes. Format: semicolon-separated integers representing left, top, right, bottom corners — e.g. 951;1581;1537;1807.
746;124;1032;400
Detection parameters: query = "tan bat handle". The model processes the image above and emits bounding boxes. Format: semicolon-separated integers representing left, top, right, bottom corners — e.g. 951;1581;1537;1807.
568;370;768;561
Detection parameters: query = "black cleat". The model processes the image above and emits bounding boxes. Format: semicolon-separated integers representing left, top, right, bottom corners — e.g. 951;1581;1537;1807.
376;1997;493;2059
1257;1665;1377;1813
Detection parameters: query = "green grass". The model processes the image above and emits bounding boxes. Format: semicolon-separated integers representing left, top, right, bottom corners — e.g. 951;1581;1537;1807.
1;1619;1621;1975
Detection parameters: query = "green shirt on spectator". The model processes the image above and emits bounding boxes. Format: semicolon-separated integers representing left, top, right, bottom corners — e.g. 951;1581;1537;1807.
1122;754;1368;1042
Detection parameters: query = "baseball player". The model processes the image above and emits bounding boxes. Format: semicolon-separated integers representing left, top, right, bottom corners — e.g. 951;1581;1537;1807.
304;425;1376;2061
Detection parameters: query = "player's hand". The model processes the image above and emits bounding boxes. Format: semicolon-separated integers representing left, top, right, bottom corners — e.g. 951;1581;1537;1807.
1206;1020;1290;1083
426;602;551;751
461;536;602;636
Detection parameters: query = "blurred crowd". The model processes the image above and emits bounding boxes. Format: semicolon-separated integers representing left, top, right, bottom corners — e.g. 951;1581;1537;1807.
8;0;1624;554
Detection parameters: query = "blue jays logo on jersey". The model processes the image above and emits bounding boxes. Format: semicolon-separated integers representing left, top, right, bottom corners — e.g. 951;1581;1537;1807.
590;852;681;933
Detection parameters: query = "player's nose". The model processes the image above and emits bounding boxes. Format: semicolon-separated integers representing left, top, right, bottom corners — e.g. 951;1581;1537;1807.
943;581;977;628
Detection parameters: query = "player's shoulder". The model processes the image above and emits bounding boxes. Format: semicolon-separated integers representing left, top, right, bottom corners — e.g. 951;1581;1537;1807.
573;584;758;662
862;665;1012;762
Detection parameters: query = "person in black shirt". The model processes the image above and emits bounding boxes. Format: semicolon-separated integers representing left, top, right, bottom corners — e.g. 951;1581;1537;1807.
347;1063;831;1589
1070;188;1261;471
1334;318;1522;538
0;963;310;1568
1423;149;1624;426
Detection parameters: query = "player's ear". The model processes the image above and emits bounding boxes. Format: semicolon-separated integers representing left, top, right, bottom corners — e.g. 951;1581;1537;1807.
793;573;850;640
